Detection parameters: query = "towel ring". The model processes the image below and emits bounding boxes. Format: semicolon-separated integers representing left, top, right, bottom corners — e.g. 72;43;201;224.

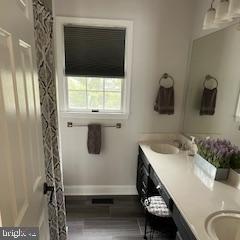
159;73;174;87
203;75;218;88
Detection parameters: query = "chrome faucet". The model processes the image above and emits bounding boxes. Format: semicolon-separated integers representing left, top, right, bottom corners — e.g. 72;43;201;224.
173;140;183;149
173;140;189;151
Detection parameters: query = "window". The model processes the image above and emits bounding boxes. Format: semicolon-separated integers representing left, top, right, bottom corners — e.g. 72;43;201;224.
56;17;133;118
67;77;122;111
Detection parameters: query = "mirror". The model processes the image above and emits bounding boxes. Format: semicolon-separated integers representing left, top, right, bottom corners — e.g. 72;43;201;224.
183;23;240;145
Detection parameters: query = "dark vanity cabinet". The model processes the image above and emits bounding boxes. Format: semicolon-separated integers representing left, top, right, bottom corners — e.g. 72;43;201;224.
172;205;197;240
137;146;196;240
136;148;150;203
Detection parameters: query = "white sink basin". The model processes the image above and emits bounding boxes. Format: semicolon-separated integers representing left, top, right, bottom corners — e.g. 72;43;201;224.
205;211;240;240
150;143;179;154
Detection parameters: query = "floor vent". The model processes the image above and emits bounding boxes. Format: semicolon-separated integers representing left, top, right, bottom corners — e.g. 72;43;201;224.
92;198;114;204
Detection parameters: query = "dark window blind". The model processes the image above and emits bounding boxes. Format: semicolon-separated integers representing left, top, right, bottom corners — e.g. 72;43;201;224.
64;25;126;78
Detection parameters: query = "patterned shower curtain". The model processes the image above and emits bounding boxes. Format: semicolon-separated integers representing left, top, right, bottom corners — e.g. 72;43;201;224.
32;1;67;240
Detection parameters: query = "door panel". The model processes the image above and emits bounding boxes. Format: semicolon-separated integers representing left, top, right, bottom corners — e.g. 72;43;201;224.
19;40;41;189
0;0;49;238
0;28;18;226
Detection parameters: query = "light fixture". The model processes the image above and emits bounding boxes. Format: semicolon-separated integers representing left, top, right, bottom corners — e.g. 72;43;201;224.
215;0;232;23
203;0;219;29
229;0;240;18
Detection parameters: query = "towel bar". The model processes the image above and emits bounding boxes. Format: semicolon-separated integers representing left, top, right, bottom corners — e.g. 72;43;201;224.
67;122;121;129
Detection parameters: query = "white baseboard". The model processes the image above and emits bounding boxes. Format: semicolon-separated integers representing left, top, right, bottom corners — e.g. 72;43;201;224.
64;185;137;196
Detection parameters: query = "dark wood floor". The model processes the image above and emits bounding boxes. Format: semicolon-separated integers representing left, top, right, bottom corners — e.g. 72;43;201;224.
65;195;174;240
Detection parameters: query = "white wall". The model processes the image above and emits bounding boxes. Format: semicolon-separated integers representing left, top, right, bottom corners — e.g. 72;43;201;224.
54;0;194;195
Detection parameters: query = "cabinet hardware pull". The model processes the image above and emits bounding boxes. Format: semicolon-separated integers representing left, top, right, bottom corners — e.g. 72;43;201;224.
43;182;54;203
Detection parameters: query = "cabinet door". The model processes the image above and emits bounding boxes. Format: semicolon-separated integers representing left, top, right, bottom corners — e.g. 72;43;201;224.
176;231;184;240
172;204;196;240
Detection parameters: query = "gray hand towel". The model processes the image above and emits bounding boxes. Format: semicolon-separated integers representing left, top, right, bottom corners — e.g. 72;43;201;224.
154;86;174;115
200;87;217;115
87;124;101;154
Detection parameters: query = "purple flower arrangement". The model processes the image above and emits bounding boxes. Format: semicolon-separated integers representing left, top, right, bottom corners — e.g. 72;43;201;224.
196;138;240;169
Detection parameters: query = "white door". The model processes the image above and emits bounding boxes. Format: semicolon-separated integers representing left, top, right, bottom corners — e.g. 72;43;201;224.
0;0;50;239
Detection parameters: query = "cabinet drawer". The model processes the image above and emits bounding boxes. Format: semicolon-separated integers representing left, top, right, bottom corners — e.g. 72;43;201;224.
162;185;173;211
172;204;196;240
150;168;162;193
141;164;149;178
149;167;173;211
140;166;149;192
139;147;150;171
150;168;159;185
139;181;148;204
176;231;183;240
137;155;149;199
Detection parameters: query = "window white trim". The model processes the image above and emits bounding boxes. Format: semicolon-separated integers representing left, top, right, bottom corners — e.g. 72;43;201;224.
55;16;133;119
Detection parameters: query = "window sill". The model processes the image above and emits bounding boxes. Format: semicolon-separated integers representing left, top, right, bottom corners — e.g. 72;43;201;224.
60;111;129;120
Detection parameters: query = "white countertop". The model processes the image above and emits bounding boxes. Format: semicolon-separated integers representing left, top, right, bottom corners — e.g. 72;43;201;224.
139;141;240;240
